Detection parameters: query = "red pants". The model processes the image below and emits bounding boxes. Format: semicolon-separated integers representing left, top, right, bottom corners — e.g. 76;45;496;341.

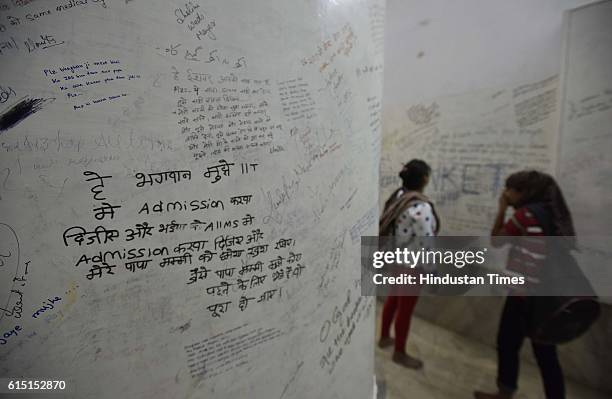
381;295;419;353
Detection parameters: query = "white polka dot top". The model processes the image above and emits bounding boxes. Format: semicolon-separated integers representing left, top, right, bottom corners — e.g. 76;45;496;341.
394;190;437;237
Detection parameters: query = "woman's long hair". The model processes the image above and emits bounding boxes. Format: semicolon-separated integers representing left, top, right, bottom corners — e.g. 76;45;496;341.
505;170;575;236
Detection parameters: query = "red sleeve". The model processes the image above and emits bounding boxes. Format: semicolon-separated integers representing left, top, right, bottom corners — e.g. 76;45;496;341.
503;207;529;236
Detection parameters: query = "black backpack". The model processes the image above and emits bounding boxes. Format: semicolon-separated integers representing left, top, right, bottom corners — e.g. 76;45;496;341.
523;204;600;345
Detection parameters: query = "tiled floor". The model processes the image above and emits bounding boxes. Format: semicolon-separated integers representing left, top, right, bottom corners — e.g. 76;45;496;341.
374;303;608;399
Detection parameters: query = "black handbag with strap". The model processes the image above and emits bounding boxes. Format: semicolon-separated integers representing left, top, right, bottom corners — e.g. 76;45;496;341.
523;204;601;345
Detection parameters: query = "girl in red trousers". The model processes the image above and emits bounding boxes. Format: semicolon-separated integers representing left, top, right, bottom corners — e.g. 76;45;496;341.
378;159;440;369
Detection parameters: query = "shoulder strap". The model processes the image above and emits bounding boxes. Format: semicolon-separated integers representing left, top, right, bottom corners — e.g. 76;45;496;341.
382;188;403;213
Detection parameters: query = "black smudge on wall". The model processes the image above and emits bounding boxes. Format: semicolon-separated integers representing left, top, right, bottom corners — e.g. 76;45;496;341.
0;97;54;133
